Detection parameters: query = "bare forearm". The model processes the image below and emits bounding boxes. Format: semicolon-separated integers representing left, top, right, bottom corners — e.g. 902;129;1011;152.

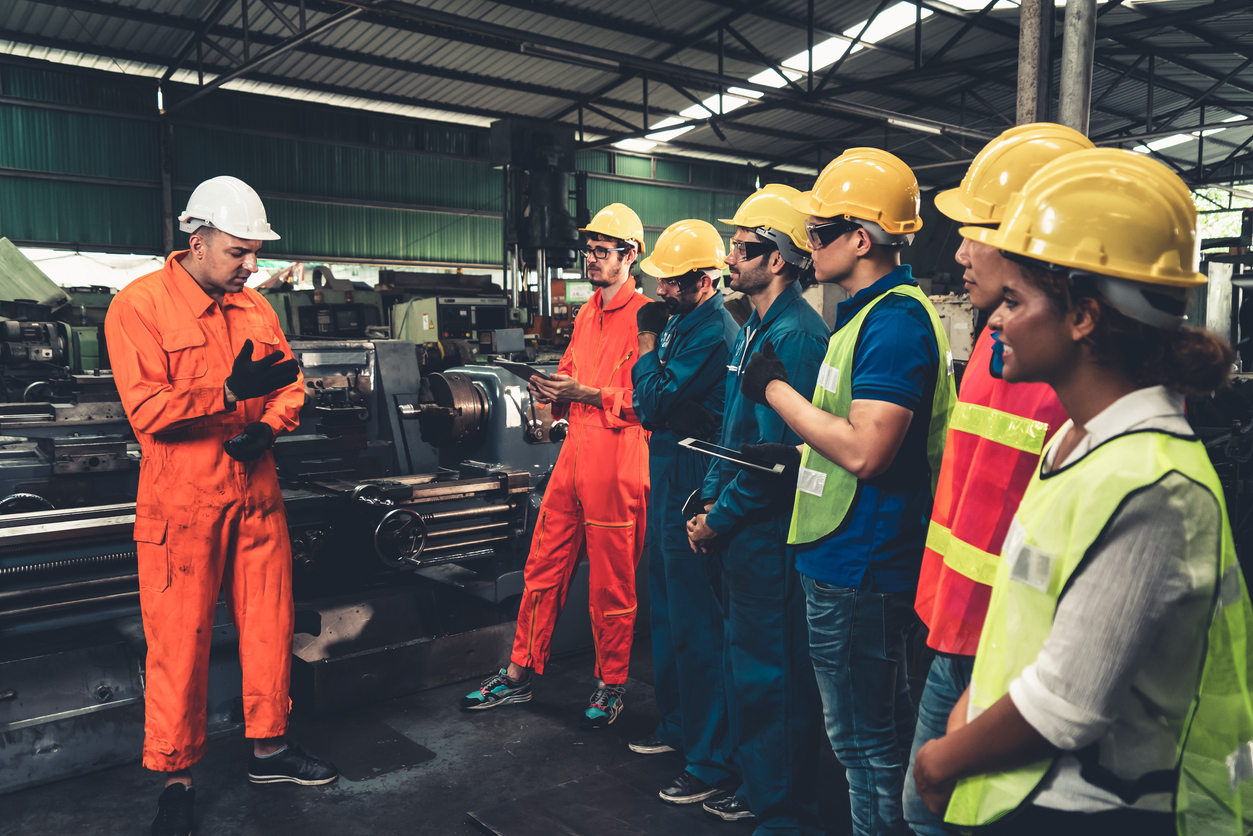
933;694;1055;782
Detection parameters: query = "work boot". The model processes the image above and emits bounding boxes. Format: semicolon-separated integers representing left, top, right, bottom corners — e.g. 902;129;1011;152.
460;668;533;710
151;783;194;836
247;743;338;785
628;733;676;755
581;681;625;729
659;770;720;804
703;793;755;822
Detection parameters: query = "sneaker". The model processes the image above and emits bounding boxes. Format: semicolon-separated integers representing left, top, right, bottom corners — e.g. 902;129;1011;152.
580;681;625;729
703;793;755;822
659;770;720;804
151;783;194;836
247;743;339;785
629;733;676;755
460;668;533;710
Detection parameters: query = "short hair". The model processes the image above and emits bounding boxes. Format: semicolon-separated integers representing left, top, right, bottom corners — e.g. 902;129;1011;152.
189;224;217;244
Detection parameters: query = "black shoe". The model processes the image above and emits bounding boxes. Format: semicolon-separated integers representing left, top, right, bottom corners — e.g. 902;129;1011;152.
151;783;194;836
703;793;755;821
659;771;720;805
629;734;676;755
247;743;339;786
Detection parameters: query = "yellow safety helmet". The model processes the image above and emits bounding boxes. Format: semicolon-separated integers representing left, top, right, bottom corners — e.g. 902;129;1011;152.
639;219;726;279
935;123;1094;225
580;202;646;254
718;184;813;268
964;147;1204;330
793;148;922;240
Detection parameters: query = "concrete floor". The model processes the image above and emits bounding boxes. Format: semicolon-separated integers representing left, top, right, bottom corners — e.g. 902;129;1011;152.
4;637;852;836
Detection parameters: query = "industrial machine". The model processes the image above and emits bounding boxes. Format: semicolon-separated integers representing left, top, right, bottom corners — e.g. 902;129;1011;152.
0;247;586;794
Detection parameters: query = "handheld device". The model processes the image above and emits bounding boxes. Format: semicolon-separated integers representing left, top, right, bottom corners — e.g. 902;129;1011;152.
678;438;787;475
493;359;552;382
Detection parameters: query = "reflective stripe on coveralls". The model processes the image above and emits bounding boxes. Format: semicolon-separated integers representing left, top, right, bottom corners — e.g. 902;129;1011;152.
945;431;1253;834
104;251;305;772
788;283;956;546
914;329;1067;656
632;291;738;785
510;276;651;685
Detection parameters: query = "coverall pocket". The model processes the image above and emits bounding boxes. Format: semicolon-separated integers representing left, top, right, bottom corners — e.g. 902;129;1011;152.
133;515;170;592
160;328;207;380
252;327;281;350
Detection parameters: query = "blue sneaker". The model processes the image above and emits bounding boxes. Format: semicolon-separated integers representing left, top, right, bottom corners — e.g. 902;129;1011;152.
581;681;625;729
460;668;532;710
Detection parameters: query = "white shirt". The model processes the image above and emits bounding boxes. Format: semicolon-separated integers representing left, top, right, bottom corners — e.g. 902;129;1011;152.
1008;386;1220;813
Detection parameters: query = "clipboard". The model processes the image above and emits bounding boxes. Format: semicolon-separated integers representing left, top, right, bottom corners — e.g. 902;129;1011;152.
678;438;787;475
493;359;552;382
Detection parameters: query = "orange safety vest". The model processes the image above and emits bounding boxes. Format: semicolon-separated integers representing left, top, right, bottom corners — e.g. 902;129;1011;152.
914;328;1067;656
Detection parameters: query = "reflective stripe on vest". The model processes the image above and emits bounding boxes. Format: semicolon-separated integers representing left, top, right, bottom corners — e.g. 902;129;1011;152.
787;283;956;546
925;522;1000;587
944;430;1253;833
948;402;1050;455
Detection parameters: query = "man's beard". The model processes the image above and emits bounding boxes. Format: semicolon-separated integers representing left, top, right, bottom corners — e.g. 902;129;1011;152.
729;262;769;295
663;292;698;315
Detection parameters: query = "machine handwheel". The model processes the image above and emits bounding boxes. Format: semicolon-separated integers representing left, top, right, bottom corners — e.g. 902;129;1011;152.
373;507;429;567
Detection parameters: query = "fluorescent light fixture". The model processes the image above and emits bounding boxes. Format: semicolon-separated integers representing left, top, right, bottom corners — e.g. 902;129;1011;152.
1133;133;1193;154
888;117;943;135
679;93;752;119
747;67;802;88
1222;115;1249;123
942;0;1016;10
781;36;850;72
614;138;657;152
727;86;763;99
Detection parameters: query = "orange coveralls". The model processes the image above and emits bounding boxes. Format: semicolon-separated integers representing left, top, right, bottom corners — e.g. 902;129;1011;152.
510;276;650;685
104;252;305;772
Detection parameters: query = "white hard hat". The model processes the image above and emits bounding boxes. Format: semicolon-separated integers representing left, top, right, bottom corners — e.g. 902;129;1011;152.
178;175;280;241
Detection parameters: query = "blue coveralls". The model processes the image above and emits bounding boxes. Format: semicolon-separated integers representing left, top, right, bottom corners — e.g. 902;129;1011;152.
701;280;830;835
632;292;740;788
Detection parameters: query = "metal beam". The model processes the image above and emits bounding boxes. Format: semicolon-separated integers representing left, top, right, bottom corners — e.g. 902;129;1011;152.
815;0;894;95
165;6;362;112
924;0;1000;70
161;0;235;83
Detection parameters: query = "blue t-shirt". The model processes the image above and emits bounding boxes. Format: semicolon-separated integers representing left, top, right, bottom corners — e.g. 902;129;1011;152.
792;265;940;593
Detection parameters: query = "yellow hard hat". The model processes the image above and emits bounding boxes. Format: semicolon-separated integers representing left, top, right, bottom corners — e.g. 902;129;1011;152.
963;148;1205;287
793;148;922;236
639;219;726;278
718;184;813;267
935;123;1094;225
580;203;646;254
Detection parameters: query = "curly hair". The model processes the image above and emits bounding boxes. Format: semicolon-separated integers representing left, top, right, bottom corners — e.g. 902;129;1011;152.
1017;264;1234;397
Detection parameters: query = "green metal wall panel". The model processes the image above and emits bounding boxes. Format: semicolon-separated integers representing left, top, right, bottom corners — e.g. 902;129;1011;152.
173;125;502;213
615;155;652;179
655;160;689;183
576;150;611;173
0;60;156;115
691;163;757;192
173;191;501;265
0;104;158;181
0;177;161;250
586;178;750;231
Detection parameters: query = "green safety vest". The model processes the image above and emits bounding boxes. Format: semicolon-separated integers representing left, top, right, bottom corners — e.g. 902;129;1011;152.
788;283;956;546
945;430;1253;834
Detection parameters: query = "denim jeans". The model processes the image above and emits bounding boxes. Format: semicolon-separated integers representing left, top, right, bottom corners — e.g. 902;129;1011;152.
903;654;975;836
801;575;916;836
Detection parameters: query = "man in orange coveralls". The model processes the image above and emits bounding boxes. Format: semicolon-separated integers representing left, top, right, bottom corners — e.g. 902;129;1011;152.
461;202;651;728
105;176;337;836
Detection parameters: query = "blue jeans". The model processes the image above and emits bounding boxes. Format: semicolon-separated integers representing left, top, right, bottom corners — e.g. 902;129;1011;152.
903;654;974;836
802;576;916;836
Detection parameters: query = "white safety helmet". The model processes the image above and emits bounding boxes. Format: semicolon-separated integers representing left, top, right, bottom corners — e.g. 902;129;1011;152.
178;175;280;241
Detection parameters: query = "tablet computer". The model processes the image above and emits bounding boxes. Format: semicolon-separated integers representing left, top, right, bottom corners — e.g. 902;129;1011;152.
493;359;552;381
678;438;787;475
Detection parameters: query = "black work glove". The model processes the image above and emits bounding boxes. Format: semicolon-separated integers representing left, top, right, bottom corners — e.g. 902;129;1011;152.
741;442;801;487
224;421;274;462
636;301;670;335
667;401;717;440
740;340;789;406
225;339;300;401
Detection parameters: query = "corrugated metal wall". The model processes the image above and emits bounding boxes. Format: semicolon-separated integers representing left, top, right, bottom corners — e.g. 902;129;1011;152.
1;56;760;265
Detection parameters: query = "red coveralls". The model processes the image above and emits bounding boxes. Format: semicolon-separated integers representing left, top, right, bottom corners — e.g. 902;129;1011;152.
510;277;650;685
104;252;305;772
914;328;1067;654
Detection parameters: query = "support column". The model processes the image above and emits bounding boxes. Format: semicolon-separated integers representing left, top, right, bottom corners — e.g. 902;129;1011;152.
158;109;175;255
1016;0;1048;124
1057;0;1096;134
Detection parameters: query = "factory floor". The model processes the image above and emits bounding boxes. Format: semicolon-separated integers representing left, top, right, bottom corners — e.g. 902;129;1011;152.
4;637;852;836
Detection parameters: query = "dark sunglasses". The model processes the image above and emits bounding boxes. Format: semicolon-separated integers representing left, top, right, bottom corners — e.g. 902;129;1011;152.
727;239;778;261
805;217;863;249
657;270;707;290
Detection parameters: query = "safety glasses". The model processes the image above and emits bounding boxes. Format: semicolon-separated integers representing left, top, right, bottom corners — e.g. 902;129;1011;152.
727;238;777;261
657;270;706;290
805;217;863;250
582;244;628;260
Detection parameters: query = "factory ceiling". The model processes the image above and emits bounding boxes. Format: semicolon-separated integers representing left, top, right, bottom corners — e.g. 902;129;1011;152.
1;0;1252;189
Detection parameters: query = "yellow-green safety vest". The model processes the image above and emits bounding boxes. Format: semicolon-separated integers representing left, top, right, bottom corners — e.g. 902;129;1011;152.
945;430;1253;834
788;283;956;546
